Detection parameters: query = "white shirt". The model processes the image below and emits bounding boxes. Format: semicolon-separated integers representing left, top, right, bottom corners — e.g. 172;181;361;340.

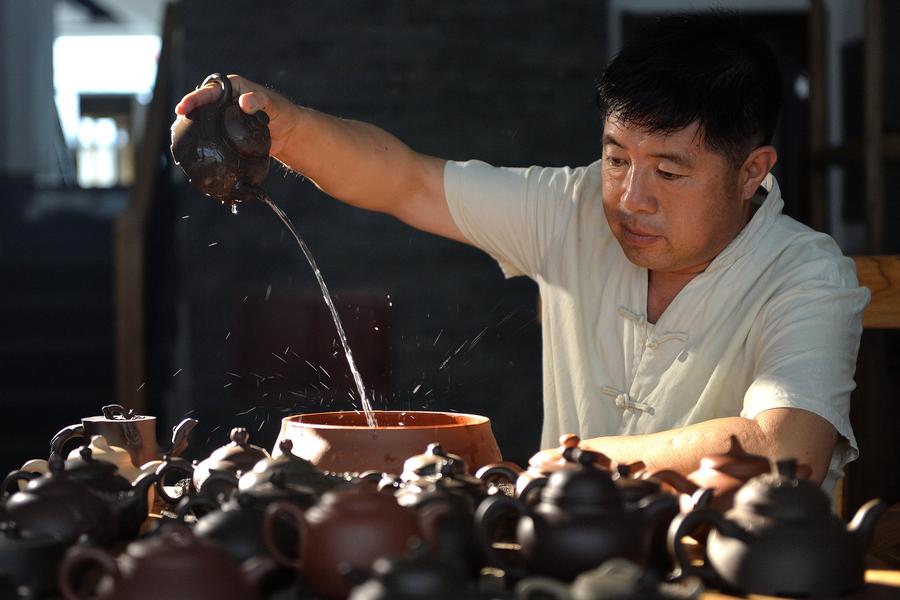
444;159;869;492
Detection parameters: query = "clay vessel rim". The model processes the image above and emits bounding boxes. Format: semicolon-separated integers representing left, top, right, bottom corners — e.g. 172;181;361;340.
283;410;490;430
83;415;154;423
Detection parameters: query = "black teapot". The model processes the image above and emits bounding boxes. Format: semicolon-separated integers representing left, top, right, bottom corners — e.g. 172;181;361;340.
668;459;886;597
348;549;481;600
0;521;71;599
476;445;675;581
156;427;271;504
171;72;272;211
515;558;703;600
239;439;348;498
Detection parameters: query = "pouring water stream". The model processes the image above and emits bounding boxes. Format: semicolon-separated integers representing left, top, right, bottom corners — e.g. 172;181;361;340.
262;195;377;427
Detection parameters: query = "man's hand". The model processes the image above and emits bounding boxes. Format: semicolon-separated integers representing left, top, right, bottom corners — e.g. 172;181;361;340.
175;74;298;158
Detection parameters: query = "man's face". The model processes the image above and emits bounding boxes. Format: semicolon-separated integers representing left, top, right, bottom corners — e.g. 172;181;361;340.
601;115;748;275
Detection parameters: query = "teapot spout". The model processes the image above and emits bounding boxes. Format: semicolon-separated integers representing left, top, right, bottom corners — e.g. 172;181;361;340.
848;498;887;549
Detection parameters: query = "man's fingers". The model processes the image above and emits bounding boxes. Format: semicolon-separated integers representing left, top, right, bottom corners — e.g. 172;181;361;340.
174;84;222;115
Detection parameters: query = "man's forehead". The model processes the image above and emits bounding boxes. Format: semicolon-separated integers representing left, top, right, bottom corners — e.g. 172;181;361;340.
602;116;705;155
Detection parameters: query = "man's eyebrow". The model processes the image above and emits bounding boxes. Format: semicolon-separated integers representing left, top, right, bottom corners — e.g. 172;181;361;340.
602;134;624;148
650;151;694;167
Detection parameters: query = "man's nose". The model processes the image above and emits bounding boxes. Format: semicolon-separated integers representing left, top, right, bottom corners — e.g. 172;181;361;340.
621;169;657;213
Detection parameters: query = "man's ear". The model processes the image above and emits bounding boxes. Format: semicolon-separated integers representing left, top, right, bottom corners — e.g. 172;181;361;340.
740;145;778;200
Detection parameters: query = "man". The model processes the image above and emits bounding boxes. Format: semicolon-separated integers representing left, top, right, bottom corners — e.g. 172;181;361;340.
176;14;868;491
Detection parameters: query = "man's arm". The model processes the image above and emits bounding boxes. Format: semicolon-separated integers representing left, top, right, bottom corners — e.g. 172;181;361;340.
175;74;467;244
540;407;837;485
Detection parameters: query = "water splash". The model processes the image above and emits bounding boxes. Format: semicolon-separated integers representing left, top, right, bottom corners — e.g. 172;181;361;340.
263;195;377;427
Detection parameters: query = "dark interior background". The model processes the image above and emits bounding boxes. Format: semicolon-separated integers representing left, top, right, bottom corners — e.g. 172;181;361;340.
0;0;897;514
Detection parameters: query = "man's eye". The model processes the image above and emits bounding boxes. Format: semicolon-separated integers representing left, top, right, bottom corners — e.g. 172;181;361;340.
606;156;627;167
658;169;683;180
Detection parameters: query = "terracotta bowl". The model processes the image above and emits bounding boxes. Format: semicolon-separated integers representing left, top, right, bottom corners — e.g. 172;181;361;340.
273;410;503;474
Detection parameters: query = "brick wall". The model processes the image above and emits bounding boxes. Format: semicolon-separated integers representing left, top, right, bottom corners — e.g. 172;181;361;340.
151;0;607;465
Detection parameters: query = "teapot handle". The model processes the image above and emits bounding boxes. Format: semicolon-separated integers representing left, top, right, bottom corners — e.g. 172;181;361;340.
515;576;574;600
263;500;308;571
154;456;195;505
58;545;120;600
50;423;85;458
667;508;729;584
1;469;40;497
200;73;233;107
475;462;523;489
474;493;526;578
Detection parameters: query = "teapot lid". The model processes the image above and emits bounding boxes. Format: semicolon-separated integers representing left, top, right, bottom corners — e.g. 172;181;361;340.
206;428;270;466
240;439;336;496
401;443;467;480
541;447;622;511
733;459;830;521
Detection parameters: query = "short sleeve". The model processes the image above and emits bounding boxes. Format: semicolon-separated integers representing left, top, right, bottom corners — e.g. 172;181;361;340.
742;256;870;473
444;160;595;279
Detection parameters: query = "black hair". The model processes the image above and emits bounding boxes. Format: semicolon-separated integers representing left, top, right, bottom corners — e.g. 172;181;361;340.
596;11;782;167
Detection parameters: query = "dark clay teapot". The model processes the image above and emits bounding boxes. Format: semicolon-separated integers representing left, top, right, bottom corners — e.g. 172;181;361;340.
477;435;611;505
171;72;272;211
515;558;704;600
156;427;271;503
3;453;156;545
0;521;71;599
668;459;887;597
392;458;490;576
263;479;447;600
58;523;273;600
177;471;311;566
476;445;675;582
50;404;196;469
239;439;348;498
347;548;481;600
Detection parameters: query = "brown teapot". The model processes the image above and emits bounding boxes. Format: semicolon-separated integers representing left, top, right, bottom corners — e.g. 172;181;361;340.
170;72;272;212
646;435;810;516
262;480;446;600
58;523;273;600
49;404;196;468
668;459;887;597
476;445;676;582
476;434;611;505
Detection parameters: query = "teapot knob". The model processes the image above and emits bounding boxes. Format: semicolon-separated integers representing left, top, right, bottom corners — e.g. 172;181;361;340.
559;434;581;449
230;428;250;447
278;439;294;456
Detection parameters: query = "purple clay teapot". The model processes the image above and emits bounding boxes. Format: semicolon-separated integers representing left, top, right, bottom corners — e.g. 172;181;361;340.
171;72;272;212
58;523;273;600
155;427;271;504
262;479;447;600
476;434;612;505
3;453;156;545
347;548;481;600
668;459;887;597
476;445;675;582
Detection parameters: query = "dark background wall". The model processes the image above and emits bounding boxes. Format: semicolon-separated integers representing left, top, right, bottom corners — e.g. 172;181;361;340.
142;0;608;466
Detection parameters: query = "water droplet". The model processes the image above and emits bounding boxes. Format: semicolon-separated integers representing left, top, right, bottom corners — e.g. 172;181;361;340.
231;204;238;215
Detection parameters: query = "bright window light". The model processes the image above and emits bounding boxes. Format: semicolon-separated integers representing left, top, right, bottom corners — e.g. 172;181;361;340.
53;34;160;144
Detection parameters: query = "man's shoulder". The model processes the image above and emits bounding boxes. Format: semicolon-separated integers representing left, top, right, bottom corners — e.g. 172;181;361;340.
759;213;861;290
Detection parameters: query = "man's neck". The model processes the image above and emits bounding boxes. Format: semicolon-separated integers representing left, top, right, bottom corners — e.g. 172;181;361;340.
647;268;706;323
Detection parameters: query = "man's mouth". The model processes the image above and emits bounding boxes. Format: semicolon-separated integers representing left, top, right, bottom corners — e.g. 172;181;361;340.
621;223;662;246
